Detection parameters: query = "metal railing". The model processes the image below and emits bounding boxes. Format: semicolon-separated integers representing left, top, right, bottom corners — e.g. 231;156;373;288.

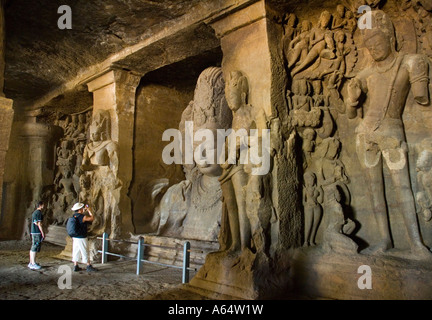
97;232;196;283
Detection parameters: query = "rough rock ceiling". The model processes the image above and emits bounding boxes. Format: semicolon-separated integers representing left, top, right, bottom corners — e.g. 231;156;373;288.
4;0;206;111
5;0;318;114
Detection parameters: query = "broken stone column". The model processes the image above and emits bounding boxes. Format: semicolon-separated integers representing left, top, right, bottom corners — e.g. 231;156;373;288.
188;0;300;299
84;68;141;238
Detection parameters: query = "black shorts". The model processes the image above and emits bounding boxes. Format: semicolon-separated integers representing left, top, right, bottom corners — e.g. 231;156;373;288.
31;234;42;252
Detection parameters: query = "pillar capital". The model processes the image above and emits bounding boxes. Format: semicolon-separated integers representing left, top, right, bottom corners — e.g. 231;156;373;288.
210;0;266;38
86;67;142;94
209;0;275;118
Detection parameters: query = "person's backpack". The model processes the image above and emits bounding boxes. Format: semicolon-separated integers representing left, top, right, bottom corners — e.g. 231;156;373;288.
66;215;81;238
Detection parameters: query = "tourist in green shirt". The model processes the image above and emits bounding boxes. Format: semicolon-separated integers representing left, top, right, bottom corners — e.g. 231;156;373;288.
28;201;45;270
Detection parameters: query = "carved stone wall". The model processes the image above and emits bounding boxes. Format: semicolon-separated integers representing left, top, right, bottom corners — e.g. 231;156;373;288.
1;0;432;300
48;110;91;226
277;0;432;256
189;0;432;299
273;0;432;299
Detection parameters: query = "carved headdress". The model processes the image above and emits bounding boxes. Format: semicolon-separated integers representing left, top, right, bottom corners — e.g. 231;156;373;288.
190;66;232;131
361;10;396;49
89;110;111;141
179;67;233;178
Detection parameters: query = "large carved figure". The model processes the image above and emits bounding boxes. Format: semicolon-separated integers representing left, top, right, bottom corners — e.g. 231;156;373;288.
346;10;431;257
81;110;121;238
218;70;268;253
152;67;232;241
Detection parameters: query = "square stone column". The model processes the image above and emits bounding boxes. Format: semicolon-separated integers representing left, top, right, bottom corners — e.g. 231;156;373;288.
211;0;274;116
188;0;300;299
0;97;13;214
85;68;141;237
0;115;63;240
211;1;300;252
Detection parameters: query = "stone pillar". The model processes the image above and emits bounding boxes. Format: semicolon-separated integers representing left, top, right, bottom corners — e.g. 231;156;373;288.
212;1;272;115
0;0;6;96
21;119;60;212
0;116;62;239
0;0;14;237
0;98;13;206
188;0;300;299
212;0;301;251
85;68;141;237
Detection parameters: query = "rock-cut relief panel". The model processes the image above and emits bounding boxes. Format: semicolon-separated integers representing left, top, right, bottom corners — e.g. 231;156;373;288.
282;5;358;254
281;2;432;258
45;110;91;226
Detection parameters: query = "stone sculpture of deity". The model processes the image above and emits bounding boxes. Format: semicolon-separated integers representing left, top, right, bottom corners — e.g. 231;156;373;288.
152;67;232;241
218;70;268;253
346;10;431;257
81;110;121;238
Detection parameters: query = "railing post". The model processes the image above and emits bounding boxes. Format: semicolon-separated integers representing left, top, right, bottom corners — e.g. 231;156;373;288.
102;232;109;264
136;236;144;275
182;241;190;284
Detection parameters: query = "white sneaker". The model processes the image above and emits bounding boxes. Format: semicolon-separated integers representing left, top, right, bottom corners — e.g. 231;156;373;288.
28;263;42;270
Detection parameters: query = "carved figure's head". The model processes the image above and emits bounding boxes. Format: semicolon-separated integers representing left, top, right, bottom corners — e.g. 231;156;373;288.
89;110;110;142
302;20;311;32
193;67;231;127
336;5;346;17
362;10;396;62
304;171;317;187
225;70;249;112
181;67;232;178
79;174;91;190
322;137;341;160
319;10;332;28
293;78;311;96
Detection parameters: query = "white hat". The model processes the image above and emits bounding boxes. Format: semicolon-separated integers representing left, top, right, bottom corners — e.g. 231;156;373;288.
71;202;85;211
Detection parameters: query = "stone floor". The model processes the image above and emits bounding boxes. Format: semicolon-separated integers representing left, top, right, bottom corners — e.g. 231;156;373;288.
0;240;206;300
0;240;422;319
